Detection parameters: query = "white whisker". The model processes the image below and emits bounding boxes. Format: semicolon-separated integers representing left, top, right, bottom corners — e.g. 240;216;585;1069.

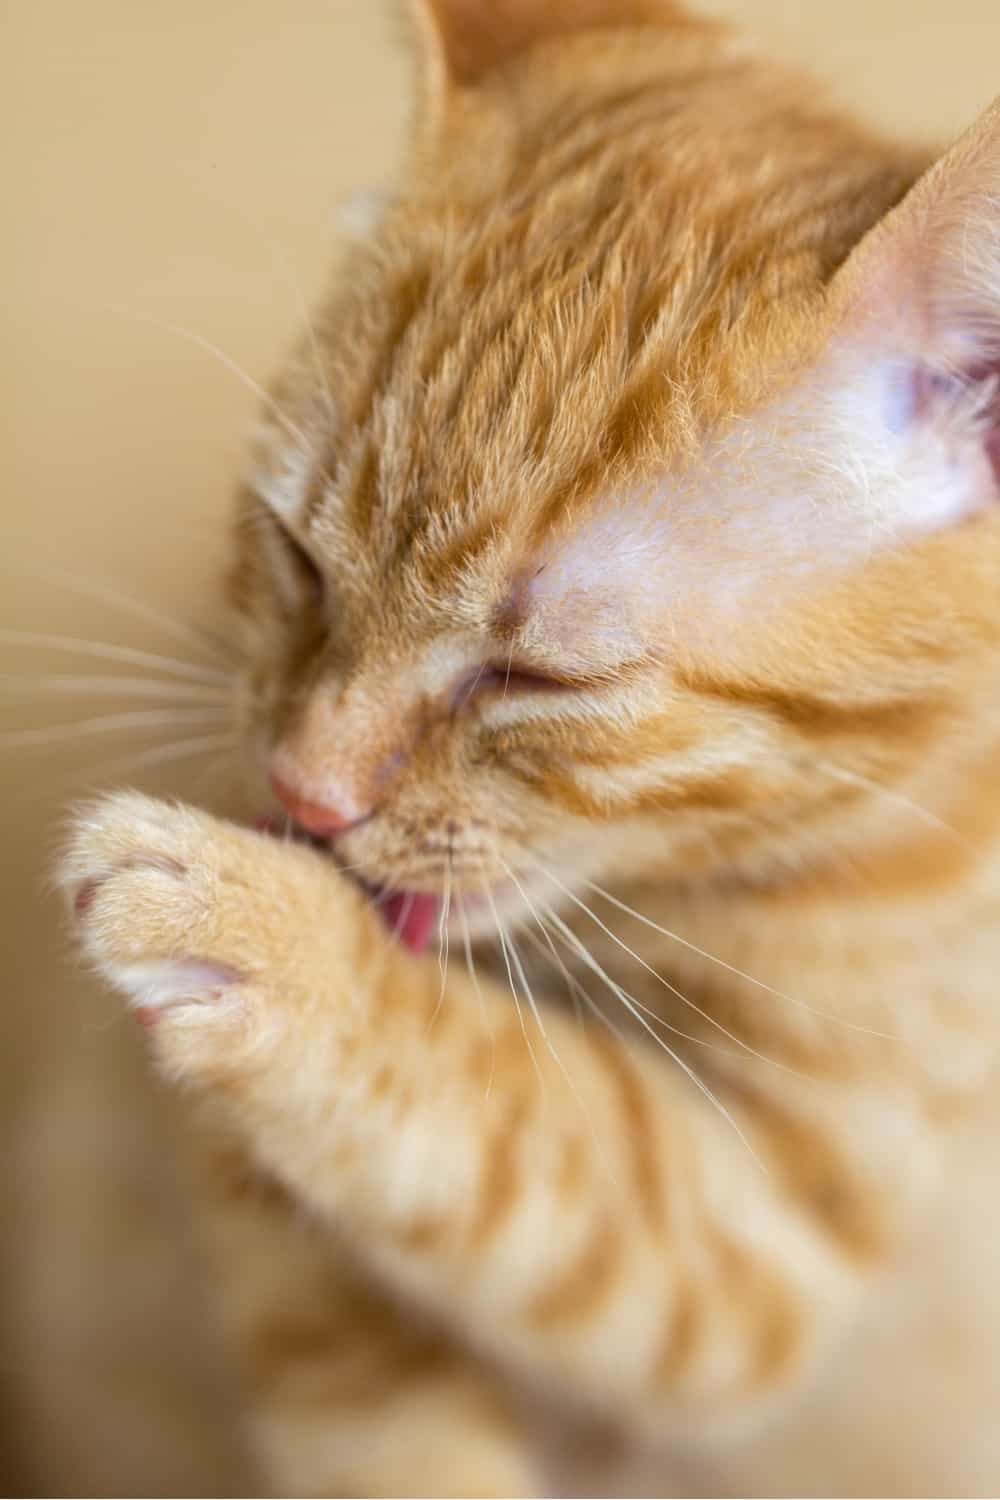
534;894;740;1060
114;308;311;448
429;861;452;1031
0;674;229;703
278;255;337;426
578;874;900;1042
503;914;615;1177
496;855;596;1035
816;760;973;849
391;889;415;943
458;900;495;1100
80;731;239;780
529;859;808;1081
538;897;765;1170
517;923;621;1038
482;879;547;1097
0;630;230;685
256;232;338;428
4;563;235;666
0;706;232;750
502;908;568;1065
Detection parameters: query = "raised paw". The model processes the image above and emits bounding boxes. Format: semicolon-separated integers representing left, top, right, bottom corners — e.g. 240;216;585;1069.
60;791;373;1077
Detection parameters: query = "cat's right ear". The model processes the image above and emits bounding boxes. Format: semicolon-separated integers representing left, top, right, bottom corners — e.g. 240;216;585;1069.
406;0;690;112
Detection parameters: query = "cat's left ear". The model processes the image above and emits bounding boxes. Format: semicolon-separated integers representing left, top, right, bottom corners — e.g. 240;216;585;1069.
827;96;1000;497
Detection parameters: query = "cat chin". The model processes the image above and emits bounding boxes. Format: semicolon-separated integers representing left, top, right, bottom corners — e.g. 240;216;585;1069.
252;809;555;953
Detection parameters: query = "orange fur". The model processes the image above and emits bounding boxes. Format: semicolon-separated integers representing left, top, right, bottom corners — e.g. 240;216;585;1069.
62;0;1000;1492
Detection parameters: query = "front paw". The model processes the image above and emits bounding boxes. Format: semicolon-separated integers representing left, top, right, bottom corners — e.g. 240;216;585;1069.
60;791;369;1078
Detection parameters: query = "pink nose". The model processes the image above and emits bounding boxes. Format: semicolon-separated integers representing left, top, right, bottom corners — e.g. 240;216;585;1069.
269;773;367;838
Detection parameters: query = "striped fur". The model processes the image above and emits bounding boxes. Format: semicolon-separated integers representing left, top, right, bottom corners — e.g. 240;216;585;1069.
64;1;1000;1493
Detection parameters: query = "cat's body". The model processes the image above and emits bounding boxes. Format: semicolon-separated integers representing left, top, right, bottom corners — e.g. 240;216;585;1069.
62;2;1000;1494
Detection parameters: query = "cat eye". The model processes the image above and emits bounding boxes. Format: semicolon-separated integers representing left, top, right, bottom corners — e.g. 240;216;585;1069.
274;519;326;605
451;661;577;711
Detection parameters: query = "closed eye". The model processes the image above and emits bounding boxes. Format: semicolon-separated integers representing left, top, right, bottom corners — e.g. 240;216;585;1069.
451;662;584;712
266;510;326;605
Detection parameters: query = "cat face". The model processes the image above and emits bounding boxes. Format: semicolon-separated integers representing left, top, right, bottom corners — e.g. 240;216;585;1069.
227;0;1000;934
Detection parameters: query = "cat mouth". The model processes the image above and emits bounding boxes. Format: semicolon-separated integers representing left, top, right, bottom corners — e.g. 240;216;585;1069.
373;889;441;953
255;815;441;954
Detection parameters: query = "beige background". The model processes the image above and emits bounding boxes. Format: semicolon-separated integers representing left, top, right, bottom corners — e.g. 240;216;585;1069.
3;2;999;1493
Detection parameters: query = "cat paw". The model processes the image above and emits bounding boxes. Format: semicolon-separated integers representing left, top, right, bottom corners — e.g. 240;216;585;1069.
60;791;362;1074
61;793;253;1035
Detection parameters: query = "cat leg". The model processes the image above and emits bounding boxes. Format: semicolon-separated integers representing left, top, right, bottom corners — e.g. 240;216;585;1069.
194;1132;536;1498
64;792;903;1439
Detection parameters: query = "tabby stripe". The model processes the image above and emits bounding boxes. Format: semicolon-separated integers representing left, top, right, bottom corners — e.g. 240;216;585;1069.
653;1274;701;1389
681;671;940;741
588;1032;665;1231
527;1217;621;1327
735;1087;896;1262
715;1237;803;1390
465;1093;531;1249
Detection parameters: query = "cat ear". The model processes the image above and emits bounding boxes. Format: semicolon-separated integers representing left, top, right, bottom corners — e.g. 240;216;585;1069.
407;0;689;91
826;97;1000;506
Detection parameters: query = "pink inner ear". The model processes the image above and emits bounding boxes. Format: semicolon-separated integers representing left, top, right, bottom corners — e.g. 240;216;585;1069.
916;357;1000;488
968;359;1000;486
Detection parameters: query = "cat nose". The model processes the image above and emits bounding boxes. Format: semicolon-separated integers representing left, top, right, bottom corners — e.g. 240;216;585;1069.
269;772;370;838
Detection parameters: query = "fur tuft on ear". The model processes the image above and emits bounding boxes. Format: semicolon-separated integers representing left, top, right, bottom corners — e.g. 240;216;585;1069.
832;96;1000;490
407;0;693;90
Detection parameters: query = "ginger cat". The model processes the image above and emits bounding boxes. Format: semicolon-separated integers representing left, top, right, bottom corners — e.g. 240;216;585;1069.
62;1;1000;1493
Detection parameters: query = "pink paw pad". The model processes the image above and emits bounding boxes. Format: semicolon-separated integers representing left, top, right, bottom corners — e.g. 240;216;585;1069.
74;877;105;916
126;959;248;1029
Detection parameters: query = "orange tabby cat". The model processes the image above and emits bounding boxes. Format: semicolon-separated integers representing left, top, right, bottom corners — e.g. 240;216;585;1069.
61;1;1000;1493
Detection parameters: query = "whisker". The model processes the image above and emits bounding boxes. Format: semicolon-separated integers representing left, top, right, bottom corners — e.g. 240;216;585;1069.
0;630;230;685
538;897;765;1170
78;731;239;781
0;674;229;703
0;706;233;751
576;874;901;1042
503;914;567;1062
332;858;387;878
503;915;615;1177
528;860;808;1080
458;900;495;1101
815;760;973;849
481;880;547;1097
429;860;452;1031
3;563;235;666
517;923;621;1038
494;854;595;1034
254;231;339;430
273;250;337;427
486;851;612;1038
534;894;741;1060
391;889;415;943
114;307;311;449
502;639;515;701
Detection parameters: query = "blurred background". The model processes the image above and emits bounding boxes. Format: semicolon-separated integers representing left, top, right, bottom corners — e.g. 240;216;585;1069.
3;1;999;1493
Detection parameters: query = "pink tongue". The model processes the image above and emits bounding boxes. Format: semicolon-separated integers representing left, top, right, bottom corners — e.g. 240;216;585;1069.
379;890;440;954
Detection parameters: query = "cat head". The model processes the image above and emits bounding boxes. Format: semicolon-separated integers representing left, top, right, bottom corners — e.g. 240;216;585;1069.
229;0;1000;936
